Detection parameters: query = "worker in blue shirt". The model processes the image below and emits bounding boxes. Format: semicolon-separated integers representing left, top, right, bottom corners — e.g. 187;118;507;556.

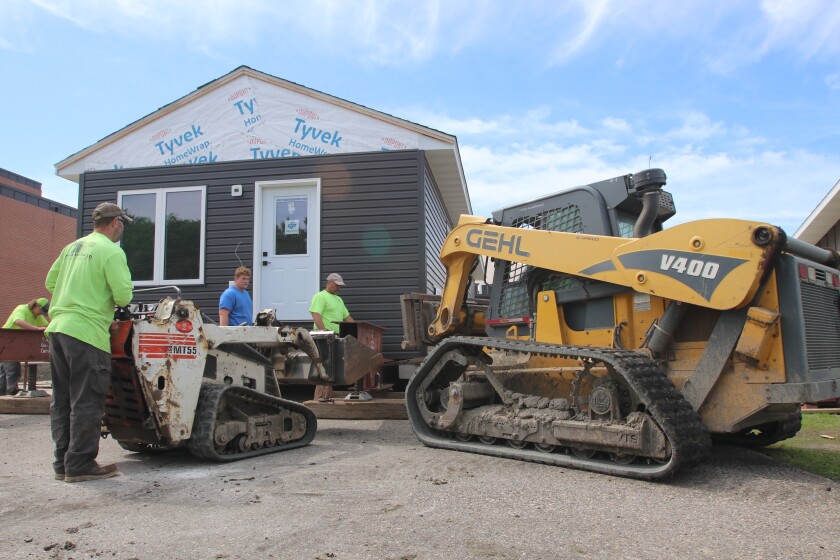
219;267;253;326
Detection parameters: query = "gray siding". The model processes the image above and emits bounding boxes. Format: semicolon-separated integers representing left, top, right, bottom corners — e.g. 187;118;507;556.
79;150;434;359
422;160;452;294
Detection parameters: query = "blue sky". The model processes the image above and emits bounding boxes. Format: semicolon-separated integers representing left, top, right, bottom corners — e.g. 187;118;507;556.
2;0;839;234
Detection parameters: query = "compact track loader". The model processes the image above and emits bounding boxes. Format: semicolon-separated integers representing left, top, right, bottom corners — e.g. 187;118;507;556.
105;299;381;460
401;168;840;479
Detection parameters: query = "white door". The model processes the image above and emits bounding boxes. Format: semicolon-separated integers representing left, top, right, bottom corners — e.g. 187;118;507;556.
256;180;320;321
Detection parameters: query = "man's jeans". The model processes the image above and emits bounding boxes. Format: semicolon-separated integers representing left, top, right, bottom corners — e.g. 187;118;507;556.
0;361;21;394
49;332;112;475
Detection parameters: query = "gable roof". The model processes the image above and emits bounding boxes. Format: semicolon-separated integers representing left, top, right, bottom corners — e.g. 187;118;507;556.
794;177;840;243
55;65;471;221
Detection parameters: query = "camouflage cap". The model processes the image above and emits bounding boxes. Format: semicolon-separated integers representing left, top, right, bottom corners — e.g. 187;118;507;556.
92;202;133;223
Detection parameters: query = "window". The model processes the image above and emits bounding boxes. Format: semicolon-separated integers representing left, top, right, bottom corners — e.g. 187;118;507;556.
274;196;309;256
118;187;206;286
616;212;637;238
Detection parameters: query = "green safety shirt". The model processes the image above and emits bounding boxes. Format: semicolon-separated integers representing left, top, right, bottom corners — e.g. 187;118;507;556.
2;304;48;330
45;232;134;352
308;290;349;333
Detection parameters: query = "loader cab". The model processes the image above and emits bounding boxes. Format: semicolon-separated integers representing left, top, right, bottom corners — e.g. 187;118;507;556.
486;171;676;339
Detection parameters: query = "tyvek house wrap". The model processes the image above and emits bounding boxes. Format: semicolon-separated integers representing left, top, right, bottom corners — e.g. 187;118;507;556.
59;74;442;178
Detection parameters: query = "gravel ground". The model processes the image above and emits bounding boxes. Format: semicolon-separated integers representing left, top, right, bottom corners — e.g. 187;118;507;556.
0;414;836;560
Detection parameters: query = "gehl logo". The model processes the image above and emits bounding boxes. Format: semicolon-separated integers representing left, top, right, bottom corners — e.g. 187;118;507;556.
466;229;531;257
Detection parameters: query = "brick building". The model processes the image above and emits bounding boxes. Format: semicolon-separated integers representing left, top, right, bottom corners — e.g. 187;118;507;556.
0;168;78;314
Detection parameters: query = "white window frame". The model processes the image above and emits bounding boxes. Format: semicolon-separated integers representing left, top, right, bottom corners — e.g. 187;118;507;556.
118;186;207;286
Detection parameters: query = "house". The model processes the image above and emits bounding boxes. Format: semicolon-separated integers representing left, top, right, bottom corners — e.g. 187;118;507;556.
0;168;77;311
794;178;840;250
54;66;471;362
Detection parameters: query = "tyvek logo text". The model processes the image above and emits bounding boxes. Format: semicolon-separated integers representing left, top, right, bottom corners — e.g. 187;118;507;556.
249;116;344;160
293;118;342;147
233;97;262;129
153;124;216;165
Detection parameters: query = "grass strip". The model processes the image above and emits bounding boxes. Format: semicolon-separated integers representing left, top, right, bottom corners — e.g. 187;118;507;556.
762;413;839;482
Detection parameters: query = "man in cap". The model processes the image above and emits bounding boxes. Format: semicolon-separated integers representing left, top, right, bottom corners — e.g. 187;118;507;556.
309;273;354;401
45;202;134;483
309;273;354;333
0;297;51;395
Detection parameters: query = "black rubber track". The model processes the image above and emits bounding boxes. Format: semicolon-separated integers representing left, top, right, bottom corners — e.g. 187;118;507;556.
188;384;317;461
117;442;176;454
406;337;712;480
713;412;802;448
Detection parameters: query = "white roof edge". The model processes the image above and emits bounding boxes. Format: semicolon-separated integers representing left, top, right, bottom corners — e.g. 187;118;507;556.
451;144;472;215
793;177;840;242
55;66;457;173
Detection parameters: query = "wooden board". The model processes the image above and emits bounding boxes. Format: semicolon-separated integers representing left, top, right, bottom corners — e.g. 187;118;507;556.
0;395;50;415
331;389;404;399
303;397;407;420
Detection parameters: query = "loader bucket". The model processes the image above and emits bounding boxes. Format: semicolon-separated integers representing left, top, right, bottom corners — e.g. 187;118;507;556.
273;331;384;387
399;292;489;350
340;335;384;385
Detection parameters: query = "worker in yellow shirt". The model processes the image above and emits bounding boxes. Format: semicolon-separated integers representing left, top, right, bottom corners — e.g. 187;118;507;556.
0;298;50;395
46;202;134;483
309;273;354;401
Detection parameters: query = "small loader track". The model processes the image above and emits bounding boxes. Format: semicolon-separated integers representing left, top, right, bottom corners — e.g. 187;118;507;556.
406;337;711;480
713;411;802;448
188;384;317;461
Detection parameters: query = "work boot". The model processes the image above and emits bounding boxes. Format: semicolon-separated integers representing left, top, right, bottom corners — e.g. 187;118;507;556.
64;463;119;483
54;470;65;481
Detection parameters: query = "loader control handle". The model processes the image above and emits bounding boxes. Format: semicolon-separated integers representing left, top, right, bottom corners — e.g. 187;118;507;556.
114;306;132;321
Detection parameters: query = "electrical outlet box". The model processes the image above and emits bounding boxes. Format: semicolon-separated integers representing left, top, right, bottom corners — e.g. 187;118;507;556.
231;184;243;197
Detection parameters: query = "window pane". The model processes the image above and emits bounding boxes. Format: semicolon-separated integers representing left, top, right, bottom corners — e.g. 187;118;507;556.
121;193;156;281
616;213;636;238
275;197;308;256
164;191;202;280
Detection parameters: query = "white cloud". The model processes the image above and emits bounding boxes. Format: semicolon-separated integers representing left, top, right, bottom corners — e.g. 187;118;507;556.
663;149;836;231
15;0;493;65
9;0;840;71
411;106;734;154
463;138;836;234
708;0;840;73
759;0;840;60
602;117;630;132
8;0;838;234
408;112;507;136
395;106;592;140
441;105;836;234
660;111;727;143
547;0;611;65
0;0;37;52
